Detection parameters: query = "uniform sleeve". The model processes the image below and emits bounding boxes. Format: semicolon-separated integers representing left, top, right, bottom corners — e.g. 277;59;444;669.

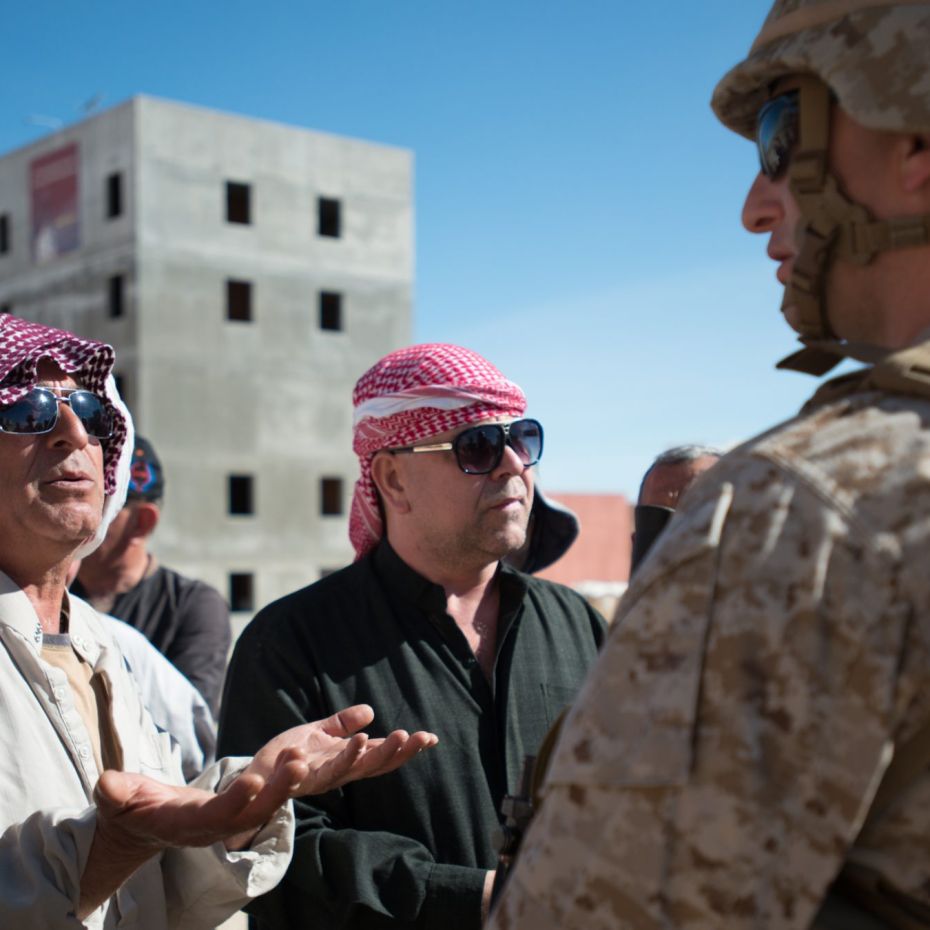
165;583;231;716
217;621;488;930
490;463;908;930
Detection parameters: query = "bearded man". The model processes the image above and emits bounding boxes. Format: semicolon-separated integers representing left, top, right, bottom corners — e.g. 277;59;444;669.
218;343;605;930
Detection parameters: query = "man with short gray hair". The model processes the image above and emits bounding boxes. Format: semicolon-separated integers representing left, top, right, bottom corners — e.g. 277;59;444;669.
631;444;722;574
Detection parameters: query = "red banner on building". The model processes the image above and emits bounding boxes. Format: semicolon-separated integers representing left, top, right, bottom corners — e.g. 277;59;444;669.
30;143;80;264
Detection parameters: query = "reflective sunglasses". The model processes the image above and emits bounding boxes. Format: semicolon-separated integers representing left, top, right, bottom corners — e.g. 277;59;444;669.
390;418;544;475
0;386;113;439
756;90;799;180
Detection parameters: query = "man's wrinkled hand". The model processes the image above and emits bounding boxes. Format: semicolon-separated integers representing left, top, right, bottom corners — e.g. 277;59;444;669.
93;704;438;855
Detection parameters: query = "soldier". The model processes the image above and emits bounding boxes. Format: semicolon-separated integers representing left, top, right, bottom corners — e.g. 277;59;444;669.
488;2;930;928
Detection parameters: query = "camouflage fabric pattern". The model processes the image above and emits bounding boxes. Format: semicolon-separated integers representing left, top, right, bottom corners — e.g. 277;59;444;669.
488;372;930;929
712;1;930;138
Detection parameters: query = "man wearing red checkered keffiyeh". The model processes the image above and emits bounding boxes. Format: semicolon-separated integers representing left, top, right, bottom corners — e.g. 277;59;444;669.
218;342;606;930
350;343;528;559
0;312;134;556
0;313;436;929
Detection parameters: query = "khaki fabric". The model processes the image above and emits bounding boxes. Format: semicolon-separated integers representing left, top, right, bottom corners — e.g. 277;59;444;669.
711;1;930;138
0;576;295;930
41;637;123;775
489;369;930;930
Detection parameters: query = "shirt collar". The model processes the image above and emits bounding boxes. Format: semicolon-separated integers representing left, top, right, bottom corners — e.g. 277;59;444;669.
371;538;528;617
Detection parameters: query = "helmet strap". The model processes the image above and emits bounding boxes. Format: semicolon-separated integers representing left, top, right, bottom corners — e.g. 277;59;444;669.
778;76;930;375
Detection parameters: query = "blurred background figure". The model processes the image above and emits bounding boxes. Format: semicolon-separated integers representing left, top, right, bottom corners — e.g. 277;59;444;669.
73;436;231;714
630;444;722;575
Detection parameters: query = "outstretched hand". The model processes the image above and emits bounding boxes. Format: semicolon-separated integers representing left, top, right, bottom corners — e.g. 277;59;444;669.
93;704;437;854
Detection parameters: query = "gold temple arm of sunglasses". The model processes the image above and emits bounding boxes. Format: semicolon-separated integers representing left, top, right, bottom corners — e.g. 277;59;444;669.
409;442;454;454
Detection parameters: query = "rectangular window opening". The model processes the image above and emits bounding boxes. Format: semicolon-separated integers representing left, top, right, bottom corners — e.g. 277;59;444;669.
229;573;254;612
108;274;125;319
228;474;254;515
106;172;123;219
0;214;9;254
226;181;251;225
317;197;341;238
320;477;344;516
226;279;253;322
319;291;343;331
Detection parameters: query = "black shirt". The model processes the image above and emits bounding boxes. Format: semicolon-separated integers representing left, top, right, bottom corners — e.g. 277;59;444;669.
217;541;605;930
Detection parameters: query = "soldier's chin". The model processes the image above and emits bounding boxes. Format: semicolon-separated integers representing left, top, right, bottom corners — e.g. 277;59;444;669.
780;295;805;335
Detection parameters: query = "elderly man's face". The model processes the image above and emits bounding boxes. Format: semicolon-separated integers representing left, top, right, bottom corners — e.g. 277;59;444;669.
0;360;106;558
395;418;535;567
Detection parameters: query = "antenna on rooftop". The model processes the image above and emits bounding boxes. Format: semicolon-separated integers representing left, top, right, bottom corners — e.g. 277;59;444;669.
80;93;105;115
26;114;64;130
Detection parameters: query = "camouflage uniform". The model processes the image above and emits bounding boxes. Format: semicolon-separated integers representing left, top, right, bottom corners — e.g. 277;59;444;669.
489;2;930;928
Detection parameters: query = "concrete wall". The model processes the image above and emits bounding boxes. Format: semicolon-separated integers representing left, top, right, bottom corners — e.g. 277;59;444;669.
0;103;141;407
0;96;414;629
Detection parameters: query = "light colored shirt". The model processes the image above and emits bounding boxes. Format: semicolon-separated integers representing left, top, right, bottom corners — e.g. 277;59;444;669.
0;572;294;930
103;615;216;781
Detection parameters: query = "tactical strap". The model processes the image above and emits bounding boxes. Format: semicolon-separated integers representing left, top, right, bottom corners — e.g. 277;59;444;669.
781;77;930;362
777;337;887;376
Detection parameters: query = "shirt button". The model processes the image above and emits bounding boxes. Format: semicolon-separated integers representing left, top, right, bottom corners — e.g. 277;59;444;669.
79;747;90;759
53;687;66;701
465;657;477;668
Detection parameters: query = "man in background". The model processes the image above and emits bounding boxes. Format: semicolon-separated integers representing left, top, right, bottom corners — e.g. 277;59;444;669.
630;443;721;574
74;435;231;713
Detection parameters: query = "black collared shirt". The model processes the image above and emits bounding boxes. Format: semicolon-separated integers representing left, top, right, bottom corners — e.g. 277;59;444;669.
218;541;605;930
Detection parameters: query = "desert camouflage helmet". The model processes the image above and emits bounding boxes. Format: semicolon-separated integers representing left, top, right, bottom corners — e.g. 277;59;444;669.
712;0;930;376
712;0;930;139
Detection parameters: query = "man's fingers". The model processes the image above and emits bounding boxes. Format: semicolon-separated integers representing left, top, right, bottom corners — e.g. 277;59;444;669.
321;703;376;738
347;729;439;781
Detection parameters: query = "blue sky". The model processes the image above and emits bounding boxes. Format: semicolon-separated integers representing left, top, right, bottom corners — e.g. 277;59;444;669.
3;1;823;497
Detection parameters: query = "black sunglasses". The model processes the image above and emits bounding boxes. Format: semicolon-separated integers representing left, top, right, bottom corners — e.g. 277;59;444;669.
756;90;799;180
389;418;544;475
0;386;113;439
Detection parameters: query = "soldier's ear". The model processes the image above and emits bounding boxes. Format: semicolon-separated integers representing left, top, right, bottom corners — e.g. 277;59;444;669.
900;133;930;196
370;452;412;516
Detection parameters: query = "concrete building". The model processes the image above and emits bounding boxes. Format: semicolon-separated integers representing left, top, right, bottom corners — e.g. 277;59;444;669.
0;95;414;632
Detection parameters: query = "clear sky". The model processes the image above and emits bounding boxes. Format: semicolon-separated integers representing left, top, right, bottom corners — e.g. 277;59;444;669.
3;0;825;498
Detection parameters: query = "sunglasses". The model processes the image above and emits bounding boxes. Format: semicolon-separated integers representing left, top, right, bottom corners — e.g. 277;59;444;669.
756;90;799;180
0;386;113;439
390;418;544;475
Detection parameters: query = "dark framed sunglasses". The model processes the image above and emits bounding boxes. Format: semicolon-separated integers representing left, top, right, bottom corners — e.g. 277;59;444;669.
756;90;799;180
390;418;544;475
0;386;113;439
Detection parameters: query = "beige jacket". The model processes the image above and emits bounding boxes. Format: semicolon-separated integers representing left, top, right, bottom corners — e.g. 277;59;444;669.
0;573;294;929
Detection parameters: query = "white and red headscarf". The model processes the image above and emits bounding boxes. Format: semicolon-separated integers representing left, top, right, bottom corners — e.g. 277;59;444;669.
0;313;134;557
350;343;526;559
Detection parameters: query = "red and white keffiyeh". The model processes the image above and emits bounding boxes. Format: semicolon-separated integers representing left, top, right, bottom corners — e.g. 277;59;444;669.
350;343;526;559
0;313;134;557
